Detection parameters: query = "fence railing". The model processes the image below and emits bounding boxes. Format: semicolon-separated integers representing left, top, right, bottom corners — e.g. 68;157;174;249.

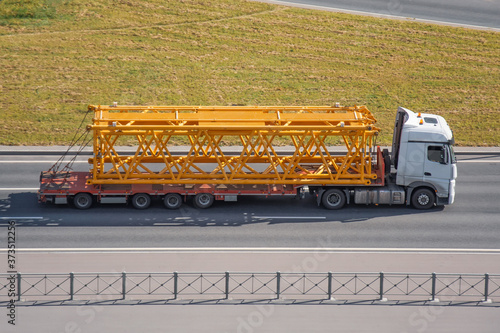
1;272;498;303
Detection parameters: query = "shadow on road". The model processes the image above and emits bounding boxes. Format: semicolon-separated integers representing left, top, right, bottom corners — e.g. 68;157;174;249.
0;192;443;227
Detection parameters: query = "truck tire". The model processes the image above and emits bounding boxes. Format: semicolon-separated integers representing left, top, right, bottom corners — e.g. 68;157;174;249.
411;188;435;210
321;189;346;210
73;193;92;210
194;193;214;209
131;193;151;210
164;193;182;209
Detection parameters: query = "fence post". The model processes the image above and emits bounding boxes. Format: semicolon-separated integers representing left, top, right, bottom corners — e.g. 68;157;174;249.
17;272;21;302
483;273;491;303
430;272;439;302
379;272;387;301
174;272;178;300
122;272;126;300
276;271;281;300
327;272;333;300
70;272;74;301
225;272;230;300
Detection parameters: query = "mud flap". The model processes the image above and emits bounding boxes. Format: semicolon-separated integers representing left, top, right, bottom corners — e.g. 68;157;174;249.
316;189;325;206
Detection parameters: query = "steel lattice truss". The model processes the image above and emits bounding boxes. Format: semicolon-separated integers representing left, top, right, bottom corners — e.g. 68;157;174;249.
86;105;380;185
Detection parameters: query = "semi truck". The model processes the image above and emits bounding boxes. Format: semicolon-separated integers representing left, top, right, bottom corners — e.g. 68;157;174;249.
38;104;456;210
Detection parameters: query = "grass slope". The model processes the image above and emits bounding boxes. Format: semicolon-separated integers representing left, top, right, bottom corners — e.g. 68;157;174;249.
0;0;498;146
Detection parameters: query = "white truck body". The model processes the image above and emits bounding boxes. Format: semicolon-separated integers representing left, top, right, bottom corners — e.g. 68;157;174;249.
392;107;457;206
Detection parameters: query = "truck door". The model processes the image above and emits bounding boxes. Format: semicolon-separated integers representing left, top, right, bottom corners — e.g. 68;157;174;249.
423;144;452;196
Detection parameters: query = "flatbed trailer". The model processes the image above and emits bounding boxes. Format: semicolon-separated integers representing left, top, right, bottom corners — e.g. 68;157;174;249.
40;170;306;209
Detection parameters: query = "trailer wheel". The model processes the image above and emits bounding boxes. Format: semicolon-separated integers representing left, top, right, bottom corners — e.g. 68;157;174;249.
194;193;214;209
164;193;182;209
411;188;435;210
321;189;346;210
131;193;151;210
73;193;93;210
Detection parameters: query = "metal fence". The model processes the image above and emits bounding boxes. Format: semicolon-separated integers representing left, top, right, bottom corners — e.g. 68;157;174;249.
1;272;499;303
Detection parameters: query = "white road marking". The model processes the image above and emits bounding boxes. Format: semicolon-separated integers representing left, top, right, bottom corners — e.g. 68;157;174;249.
3;247;500;254
0;217;44;220
254;216;326;219
457;160;500;163
2;159;498;164
0;188;39;191
0;160;88;163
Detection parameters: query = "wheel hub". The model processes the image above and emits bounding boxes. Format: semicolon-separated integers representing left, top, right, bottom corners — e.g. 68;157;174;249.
328;194;340;205
199;194;210;205
417;194;430;206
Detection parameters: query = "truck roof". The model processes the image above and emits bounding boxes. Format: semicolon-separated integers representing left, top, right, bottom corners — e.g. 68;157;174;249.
400;107;454;144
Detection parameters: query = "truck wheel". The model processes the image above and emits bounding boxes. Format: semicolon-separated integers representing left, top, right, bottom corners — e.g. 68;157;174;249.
73;193;92;210
164;193;182;209
411;188;435;210
131;193;151;210
322;189;346;210
194;193;214;209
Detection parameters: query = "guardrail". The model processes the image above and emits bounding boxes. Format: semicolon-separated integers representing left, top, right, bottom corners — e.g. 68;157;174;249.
1;272;498;303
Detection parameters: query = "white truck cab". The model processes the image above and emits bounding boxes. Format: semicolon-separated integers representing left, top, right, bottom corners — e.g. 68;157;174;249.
392;107;457;209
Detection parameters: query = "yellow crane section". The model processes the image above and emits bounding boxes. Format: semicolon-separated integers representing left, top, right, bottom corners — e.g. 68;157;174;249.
86;104;380;185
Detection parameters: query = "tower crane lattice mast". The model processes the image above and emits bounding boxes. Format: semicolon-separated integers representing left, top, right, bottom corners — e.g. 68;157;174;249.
87;104;381;186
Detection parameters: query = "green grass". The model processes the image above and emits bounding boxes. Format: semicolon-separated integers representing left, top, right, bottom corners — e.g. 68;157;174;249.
0;0;498;146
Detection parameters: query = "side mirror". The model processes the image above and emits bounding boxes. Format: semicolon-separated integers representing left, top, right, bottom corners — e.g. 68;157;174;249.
440;146;449;165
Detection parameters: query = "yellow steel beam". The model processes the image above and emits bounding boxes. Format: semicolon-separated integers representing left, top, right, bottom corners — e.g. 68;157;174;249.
86;105;380;186
88;105;377;128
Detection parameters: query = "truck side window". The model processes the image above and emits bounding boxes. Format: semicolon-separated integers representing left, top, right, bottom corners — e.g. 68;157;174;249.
428;146;445;164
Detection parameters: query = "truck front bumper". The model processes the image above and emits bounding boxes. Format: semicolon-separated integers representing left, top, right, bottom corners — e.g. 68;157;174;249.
448;179;456;205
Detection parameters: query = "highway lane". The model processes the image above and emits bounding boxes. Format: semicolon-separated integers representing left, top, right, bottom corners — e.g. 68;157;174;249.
255;0;500;30
1;153;498;333
0;153;499;249
3;248;500;273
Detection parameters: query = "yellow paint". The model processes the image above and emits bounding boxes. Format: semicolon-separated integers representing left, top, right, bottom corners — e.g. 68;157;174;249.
86;105;380;185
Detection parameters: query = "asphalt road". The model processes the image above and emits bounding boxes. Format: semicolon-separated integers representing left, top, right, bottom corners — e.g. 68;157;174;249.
4;248;500;273
2;304;499;333
256;0;500;29
1;152;499;249
1;151;499;333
